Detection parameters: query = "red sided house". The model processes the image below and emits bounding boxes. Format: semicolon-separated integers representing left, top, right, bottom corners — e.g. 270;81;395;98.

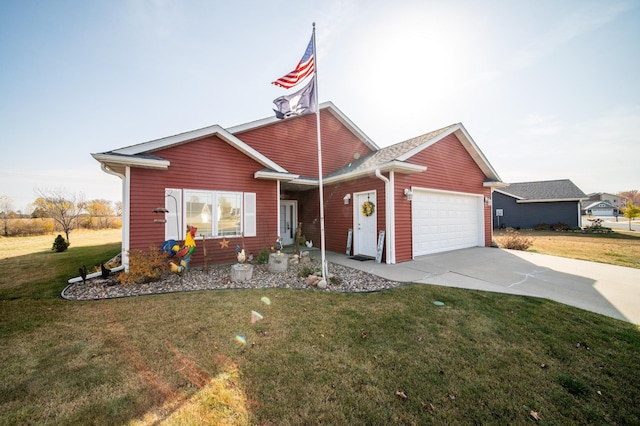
92;102;503;270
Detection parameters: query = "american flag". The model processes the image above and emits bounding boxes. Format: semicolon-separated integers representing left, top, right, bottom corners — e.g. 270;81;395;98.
271;35;315;89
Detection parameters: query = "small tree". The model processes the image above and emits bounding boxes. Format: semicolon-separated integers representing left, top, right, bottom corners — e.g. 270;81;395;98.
621;201;640;231
52;234;69;252
85;199;115;229
0;195;14;237
33;188;86;244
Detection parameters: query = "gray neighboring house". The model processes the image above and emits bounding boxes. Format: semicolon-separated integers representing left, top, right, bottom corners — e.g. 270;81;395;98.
493;179;587;229
581;200;619;217
581;192;627;216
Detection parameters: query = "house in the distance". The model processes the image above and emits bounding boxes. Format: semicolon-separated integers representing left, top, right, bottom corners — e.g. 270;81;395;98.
581;192;627;217
92;102;504;270
493;179;587;229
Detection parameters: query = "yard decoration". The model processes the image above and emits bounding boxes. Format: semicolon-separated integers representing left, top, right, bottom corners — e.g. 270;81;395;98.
231;232;254;282
361;200;375;217
164;225;197;274
200;233;208;273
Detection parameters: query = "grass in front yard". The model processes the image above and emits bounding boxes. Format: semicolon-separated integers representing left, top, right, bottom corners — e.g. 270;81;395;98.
494;229;640;269
1;231;639;424
0;229;121;300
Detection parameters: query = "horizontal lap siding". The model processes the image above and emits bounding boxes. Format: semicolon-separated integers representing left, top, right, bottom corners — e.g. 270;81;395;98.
236;111;373;177
394;134;492;262
323;177;386;257
129;135;277;265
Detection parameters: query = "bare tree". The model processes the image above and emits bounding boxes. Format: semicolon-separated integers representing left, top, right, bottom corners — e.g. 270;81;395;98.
619;190;640;205
85;199;115;229
0;195;14;237
114;200;123;217
33;188;86;244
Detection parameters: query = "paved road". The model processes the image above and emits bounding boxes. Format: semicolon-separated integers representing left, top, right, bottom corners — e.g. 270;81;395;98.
584;215;639;231
323;247;640;324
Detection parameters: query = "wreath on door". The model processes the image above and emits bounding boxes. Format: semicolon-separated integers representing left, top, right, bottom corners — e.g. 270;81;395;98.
361;200;375;217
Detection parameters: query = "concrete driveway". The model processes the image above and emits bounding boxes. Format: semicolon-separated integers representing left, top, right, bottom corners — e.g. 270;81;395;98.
323;247;640;324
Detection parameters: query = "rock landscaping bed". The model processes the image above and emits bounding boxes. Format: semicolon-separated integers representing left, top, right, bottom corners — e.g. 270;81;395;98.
62;259;402;301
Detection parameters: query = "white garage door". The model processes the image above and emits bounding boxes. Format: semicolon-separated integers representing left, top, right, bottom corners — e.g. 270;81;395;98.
412;189;483;256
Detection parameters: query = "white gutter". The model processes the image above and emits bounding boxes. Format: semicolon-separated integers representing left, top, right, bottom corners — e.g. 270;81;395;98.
375;169;394;264
100;163;129;271
65;163;128;284
92;153;170;169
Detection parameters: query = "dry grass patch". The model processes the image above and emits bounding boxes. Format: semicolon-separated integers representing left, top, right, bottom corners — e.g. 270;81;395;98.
494;229;640;269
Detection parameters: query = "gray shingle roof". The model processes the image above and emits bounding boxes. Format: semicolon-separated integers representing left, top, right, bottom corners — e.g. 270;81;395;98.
325;124;457;178
498;179;587;201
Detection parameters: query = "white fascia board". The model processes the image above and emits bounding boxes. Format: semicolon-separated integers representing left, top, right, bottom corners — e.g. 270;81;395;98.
113;125;225;155
228;116;280;134
324;161;426;185
91;153;170;169
484;181;509;188
111;124;288;173
396;126;455;162
228;102;380;152
254;171;300;181
453;126;502;182
494;188;525;200
397;123;502;183
322;102;380;151
287;178;319;187
516;198;585;203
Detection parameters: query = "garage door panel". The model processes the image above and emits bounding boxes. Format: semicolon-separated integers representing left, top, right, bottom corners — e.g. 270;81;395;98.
412;190;482;256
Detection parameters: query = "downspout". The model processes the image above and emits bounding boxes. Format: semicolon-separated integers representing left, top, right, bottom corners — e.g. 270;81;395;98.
67;164;127;284
375;169;395;264
102;163;130;272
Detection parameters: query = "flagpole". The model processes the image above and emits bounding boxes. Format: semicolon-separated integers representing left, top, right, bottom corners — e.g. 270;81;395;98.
312;22;328;280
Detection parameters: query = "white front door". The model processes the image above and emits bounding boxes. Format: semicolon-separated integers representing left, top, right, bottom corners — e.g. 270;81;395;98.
354;191;377;257
280;200;297;246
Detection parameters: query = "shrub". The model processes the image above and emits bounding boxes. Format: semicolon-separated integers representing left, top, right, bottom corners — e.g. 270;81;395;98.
534;223;551;231
116;247;169;285
297;265;318;278
51;234;69;252
256;247;271;264
551;222;570;231
497;228;533;250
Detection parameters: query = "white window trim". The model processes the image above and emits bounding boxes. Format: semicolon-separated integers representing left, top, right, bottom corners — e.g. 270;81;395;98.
166;188;256;240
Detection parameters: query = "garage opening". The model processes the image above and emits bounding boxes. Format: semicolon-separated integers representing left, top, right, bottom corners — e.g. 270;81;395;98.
411;189;484;257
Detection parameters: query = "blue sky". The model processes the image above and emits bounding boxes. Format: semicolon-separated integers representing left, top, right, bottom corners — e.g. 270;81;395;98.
1;0;638;212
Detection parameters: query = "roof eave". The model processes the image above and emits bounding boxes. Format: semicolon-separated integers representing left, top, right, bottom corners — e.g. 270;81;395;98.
485;181;509;188
494;188;525;200
91;153;170;170
516;198;585;203
254;170;300;181
228;102;380;152
324;161;426;185
108;125;288;173
453;126;502;183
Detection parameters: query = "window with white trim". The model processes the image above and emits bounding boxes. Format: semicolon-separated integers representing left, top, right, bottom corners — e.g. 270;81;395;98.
165;189;256;239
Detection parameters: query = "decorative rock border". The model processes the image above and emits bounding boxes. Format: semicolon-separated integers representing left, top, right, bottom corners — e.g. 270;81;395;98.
61;259;403;301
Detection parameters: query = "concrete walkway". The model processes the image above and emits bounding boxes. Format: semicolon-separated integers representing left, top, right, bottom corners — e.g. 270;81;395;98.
317;247;640;324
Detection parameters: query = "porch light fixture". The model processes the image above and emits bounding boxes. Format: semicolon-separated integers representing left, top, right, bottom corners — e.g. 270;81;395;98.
153;207;169;213
343;194;351;205
484;196;492;206
404;188;413;201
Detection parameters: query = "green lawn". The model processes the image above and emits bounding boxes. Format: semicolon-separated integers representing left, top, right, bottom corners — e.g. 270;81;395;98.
1;230;639;425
